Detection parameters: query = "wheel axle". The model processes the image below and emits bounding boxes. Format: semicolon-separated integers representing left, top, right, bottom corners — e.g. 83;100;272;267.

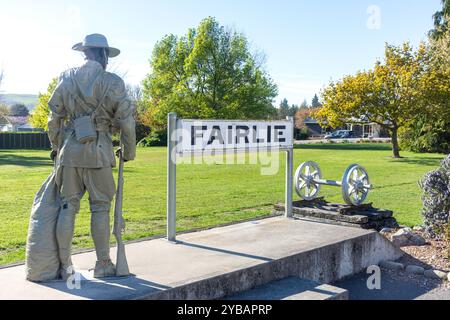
294;161;372;206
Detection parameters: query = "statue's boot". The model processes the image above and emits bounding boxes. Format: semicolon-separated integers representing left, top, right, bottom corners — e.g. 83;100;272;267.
56;205;77;280
59;264;76;282
94;259;116;278
91;211;115;278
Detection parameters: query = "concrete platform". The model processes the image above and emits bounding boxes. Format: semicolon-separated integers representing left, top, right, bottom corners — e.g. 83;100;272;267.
0;216;403;300
226;277;349;300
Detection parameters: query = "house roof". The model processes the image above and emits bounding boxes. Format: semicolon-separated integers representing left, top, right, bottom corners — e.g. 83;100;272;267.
303;115;386;126
3;116;29;126
304;117;319;124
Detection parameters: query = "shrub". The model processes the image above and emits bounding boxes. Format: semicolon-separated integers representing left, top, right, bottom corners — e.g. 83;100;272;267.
419;154;450;239
135;122;151;144
138;130;167;147
400;116;450;154
296;128;310;140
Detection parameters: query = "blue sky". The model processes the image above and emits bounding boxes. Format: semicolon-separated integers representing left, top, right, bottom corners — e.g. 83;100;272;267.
0;0;441;106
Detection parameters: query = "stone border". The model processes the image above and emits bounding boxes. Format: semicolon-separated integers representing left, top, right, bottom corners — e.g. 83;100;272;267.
379;260;449;281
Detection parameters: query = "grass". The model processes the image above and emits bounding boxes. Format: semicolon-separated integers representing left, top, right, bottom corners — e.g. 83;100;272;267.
0;144;444;266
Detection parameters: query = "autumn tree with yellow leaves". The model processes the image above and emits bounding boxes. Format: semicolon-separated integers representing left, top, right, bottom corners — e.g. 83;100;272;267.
29;78;58;131
315;42;449;158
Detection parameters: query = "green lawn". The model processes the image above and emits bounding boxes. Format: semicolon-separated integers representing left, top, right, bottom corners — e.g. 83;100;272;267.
0;144;444;266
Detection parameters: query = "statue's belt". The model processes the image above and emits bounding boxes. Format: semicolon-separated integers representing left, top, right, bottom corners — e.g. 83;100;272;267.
66;122;111;133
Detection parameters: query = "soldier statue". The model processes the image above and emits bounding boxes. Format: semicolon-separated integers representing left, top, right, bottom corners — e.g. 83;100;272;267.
46;34;136;280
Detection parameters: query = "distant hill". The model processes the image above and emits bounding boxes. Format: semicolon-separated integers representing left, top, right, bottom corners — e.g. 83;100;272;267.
0;94;39;111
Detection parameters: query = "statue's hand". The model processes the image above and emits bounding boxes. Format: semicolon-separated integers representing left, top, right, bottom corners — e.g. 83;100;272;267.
50;150;58;162
116;148;129;162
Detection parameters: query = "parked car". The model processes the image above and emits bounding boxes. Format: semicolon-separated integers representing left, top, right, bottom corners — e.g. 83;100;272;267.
324;131;340;139
339;130;355;138
324;130;355;139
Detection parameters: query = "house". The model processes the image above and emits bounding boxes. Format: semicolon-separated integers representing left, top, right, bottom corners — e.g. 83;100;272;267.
0;115;39;132
302;117;330;138
344;116;390;138
299;116;390;139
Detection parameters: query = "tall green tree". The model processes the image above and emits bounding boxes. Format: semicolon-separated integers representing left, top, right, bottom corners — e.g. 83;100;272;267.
142;17;278;129
278;98;299;118
311;94;321;108
315;42;443;158
278;98;290;118
400;33;450;154
30;78;58;131
290;104;299;117
9;104;29;116
299;99;309;110
429;0;449;40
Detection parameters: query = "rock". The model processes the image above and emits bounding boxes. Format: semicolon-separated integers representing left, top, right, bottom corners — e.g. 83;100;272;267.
383;218;400;229
379;260;404;271
447;272;450;282
379;228;393;238
424;269;448;280
405;265;425;275
391;229;410;246
391;228;427;247
413;226;424;232
410;234;427;246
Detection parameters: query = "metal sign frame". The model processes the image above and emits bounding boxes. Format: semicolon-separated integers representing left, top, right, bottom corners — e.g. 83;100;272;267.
167;113;294;242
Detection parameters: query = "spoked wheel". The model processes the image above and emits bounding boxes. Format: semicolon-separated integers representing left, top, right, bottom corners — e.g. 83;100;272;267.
342;164;371;206
295;161;322;201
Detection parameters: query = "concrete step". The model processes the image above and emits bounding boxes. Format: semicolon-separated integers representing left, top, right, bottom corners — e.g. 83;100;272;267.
225;277;348;300
0;217;403;300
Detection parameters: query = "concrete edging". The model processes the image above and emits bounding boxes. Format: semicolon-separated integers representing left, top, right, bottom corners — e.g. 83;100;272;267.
137;230;403;300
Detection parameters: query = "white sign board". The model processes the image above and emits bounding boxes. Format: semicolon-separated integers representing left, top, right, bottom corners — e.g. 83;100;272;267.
166;114;294;242
177;120;294;154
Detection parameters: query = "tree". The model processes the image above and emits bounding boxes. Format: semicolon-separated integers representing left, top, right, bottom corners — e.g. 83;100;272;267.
290;104;299;117
30;78;58;131
311;94;321;108
9;103;29;116
127;84;151;143
142;17;278;130
429;0;449;40
278;98;299;119
315;42;433;158
295;107;320;129
299;99;309;110
0;104;9;116
278;98;290;118
400;33;450;154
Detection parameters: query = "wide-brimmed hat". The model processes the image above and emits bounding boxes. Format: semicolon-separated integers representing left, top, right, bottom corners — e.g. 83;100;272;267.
72;34;120;58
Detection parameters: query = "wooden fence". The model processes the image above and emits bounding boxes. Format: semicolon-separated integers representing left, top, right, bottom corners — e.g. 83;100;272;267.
0;133;51;149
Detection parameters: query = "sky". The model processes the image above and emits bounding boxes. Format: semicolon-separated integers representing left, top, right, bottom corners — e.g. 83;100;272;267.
0;0;442;106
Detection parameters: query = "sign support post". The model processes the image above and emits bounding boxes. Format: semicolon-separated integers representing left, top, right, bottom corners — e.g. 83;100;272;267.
285;116;294;218
167;112;177;242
